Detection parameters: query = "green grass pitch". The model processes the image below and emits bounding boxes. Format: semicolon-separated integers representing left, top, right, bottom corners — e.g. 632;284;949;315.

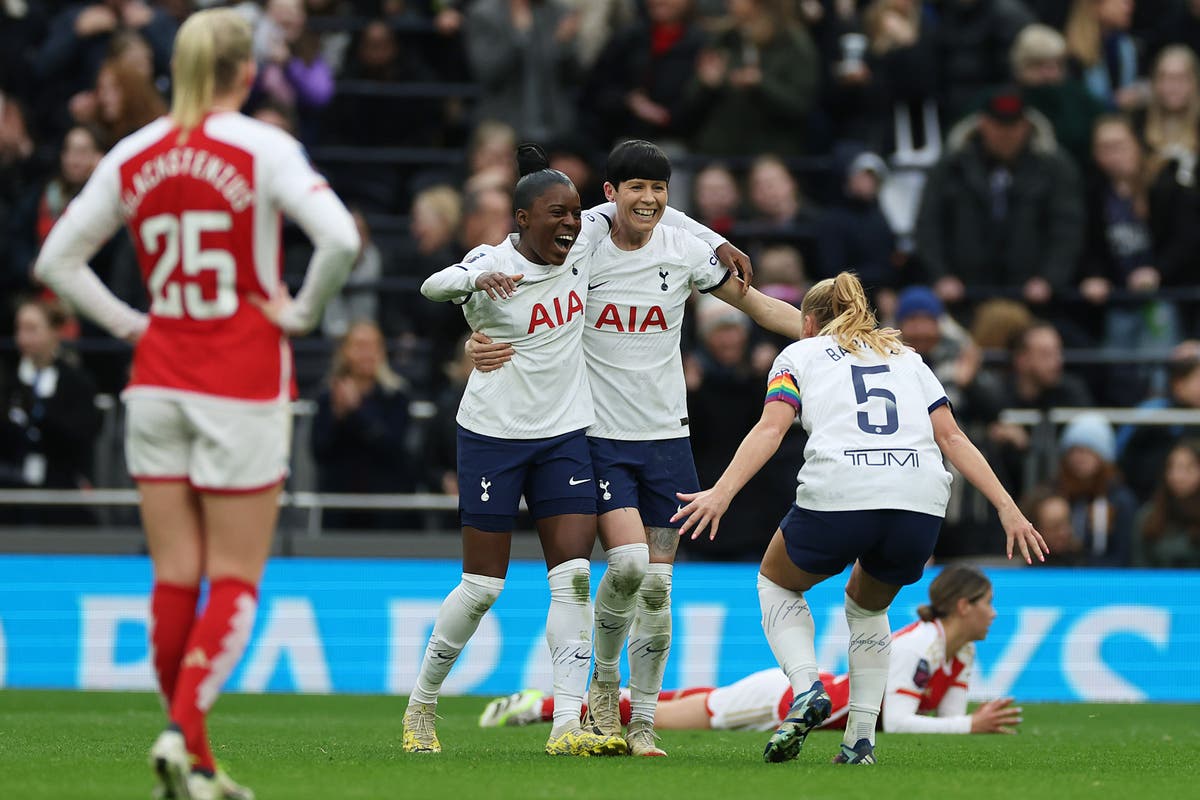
1;691;1197;799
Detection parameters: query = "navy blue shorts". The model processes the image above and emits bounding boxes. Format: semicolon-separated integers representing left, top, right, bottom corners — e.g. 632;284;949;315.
778;505;943;586
587;436;700;529
457;426;597;532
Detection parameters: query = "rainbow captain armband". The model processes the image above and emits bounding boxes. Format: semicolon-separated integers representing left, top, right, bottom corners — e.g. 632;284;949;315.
764;370;801;410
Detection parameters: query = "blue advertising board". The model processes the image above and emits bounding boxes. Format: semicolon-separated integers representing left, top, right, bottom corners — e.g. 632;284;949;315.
0;555;1196;701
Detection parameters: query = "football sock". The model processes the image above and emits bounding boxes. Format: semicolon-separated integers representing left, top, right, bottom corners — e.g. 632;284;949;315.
546;559;593;734
592;543;648;683
628;563;672;725
150;581;200;706
757;573;819;692
410;573;505;706
844;592;891;747
169;577;258;773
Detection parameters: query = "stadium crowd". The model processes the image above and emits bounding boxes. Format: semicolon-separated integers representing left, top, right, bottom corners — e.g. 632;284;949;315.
2;0;1200;567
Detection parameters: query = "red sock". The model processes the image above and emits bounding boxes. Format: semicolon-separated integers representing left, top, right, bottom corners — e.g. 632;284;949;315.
620;696;631;726
543;696;556;723
169;578;258;773
150;582;200;705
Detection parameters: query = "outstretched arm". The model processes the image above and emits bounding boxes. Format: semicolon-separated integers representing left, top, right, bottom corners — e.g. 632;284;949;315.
930;405;1048;563
710;280;804;339
671;400;794;540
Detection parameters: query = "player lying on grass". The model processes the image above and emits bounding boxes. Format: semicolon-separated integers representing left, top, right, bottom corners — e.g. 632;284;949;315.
482;564;1021;735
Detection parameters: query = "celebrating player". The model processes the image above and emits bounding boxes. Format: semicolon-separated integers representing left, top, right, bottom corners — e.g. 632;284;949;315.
469;139;806;757
672;273;1046;765
33;9;360;800
482;565;1022;736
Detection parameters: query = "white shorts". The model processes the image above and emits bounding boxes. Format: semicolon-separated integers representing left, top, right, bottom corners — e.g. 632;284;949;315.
124;394;291;492
706;668;791;732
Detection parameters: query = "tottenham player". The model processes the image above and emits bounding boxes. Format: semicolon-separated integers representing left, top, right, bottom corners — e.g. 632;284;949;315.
483;565;1021;736
673;273;1046;765
33;10;359;800
406;145;626;758
470;140;808;757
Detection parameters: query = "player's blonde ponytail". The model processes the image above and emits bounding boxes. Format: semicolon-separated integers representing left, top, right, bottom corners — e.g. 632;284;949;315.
917;565;992;621
170;9;252;140
800;271;904;356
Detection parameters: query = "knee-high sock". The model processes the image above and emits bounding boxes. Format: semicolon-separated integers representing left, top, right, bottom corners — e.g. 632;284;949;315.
757;573;819;693
409;573;505;706
844;592;891;747
592;543;648;683
150;581;200;708
546;558;593;733
169;578;258;773
627;563;672;725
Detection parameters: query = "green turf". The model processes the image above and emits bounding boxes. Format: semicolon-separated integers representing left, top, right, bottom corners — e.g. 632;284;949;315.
1;691;1197;799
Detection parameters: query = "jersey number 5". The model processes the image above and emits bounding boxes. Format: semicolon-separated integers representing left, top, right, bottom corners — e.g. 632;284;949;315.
851;364;898;435
141;211;237;320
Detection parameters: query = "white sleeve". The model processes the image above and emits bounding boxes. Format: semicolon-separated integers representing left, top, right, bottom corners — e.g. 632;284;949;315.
421;248;495;303
881;634;972;734
687;236;729;293
585;201;729;252
268;139;360;334
33;154;149;341
913;355;952;413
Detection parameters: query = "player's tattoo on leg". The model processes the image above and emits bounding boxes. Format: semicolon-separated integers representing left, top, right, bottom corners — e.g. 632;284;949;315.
645;526;679;562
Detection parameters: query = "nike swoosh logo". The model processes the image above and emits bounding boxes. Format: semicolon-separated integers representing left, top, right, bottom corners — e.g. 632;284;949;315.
568;477;592;485
587;281;610;290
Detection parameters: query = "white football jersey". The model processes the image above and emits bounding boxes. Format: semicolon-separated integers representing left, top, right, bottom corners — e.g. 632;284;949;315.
422;233;594;439
581;225;728;440
767;336;953;516
882;619;974;733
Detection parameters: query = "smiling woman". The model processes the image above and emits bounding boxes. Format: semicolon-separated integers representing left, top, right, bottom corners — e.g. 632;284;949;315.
408;143;626;759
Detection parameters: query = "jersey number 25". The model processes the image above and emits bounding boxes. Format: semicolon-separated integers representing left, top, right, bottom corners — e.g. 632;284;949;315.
851;364;899;435
141;211;237;320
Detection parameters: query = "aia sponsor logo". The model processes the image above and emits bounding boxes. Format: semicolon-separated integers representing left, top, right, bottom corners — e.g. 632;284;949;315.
528;290;584;333
593;303;668;332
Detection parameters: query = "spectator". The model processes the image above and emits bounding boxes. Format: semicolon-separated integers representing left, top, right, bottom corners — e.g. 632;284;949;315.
825;0;939;152
682;0;820;155
72;56;167;147
937;0;1035;122
754;244;808;306
692;162;742;236
1078;115;1191;402
1134;439;1200;567
464;0;579;142
682;296;803;561
580;0;707;148
1045;411;1137;565
817;151;898;299
893;286;986;417
746;154;809;229
0;298;101;523
1064;0;1145;110
332;18;437;147
0;92;37;288
969;297;1034;350
996;321;1094;410
915;86;1084;308
1133;45;1200;178
311;321;414;530
35;0;176;137
464;119;518;192
560;0;637;70
251;0;335;142
460;184;513;250
1118;348;1200;501
1011;24;1105;167
322;210;381;339
1021;486;1088;565
408;184;473;378
546;135;605;208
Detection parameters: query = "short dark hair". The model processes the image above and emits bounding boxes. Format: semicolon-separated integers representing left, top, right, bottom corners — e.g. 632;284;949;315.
606;139;671;188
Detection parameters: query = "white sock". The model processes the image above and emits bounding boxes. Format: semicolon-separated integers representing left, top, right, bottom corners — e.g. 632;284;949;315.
409;573;504;706
627;563;672;725
757;573;819;692
843;592;891;747
546;558;593;734
592;543;648;683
